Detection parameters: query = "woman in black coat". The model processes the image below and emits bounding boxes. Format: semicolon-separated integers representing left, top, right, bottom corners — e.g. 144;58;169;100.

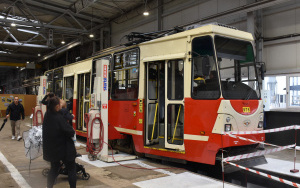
43;96;76;188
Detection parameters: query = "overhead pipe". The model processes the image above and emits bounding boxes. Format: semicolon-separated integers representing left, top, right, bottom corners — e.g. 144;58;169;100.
37;38;82;63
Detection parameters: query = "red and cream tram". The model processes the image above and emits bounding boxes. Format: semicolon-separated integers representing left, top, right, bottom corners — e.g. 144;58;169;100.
37;23;265;166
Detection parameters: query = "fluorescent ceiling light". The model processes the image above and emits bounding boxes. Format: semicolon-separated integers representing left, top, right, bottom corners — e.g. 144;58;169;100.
17;28;39;35
143;11;149;16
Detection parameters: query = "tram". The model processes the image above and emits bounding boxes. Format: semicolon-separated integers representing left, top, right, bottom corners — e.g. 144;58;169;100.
36;23;265;166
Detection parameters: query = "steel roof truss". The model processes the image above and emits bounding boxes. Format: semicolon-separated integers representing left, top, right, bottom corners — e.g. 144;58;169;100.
3;27;20;44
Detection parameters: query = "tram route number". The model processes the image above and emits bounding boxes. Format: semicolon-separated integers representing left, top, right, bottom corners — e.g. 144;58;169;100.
243;107;250;113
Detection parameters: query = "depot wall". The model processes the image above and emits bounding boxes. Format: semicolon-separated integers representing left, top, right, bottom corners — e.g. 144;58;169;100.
110;0;300;74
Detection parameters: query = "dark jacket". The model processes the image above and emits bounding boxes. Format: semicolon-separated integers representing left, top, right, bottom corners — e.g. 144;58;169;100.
43;110;76;162
41;95;49;106
60;108;73;126
6;102;25;121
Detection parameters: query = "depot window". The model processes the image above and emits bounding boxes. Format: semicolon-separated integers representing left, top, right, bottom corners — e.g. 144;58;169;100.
263;75;300;111
112;48;139;100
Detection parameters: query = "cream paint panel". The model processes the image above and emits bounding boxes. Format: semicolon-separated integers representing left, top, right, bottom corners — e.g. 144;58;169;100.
264;10;296;38
114;127;142;136
64;59;92;76
184;134;209;141
212;100;264;134
265;42;297;71
142;53;186;62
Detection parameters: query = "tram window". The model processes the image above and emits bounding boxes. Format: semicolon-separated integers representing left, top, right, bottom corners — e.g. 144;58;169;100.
167;104;184;145
65;76;74;100
148;64;158;100
112;48;139;100
85;73;91;100
46;71;53;93
168;60;184;100
53;68;63;98
191;36;220;99
215;36;259;100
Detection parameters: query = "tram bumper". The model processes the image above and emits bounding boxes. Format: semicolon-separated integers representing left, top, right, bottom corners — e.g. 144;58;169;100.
220;155;267;174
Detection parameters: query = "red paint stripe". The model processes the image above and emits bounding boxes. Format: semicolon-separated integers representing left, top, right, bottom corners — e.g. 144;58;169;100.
246;168;249;171
256;171;260;175
267;174;272;179
292;182;298;187
279;178;284;183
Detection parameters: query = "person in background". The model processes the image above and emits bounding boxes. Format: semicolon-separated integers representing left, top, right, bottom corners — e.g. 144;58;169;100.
43;96;76;188
5;96;25;141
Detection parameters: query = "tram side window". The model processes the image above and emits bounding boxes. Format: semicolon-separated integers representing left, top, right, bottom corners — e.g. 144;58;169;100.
112;49;139;100
53;68;63;98
168;60;184;100
192;36;220;99
65;76;74;100
46;71;53;93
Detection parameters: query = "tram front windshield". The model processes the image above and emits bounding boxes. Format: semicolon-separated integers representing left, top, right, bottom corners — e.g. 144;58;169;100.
215;36;260;100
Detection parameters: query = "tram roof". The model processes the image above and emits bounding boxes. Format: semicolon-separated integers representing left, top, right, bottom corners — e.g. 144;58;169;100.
139;24;254;46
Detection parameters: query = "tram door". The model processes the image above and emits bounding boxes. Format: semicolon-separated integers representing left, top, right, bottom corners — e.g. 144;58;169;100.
77;73;91;132
146;60;184;150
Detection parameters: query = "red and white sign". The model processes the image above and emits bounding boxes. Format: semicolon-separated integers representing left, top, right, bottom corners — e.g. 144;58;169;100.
103;65;107;78
102;104;107;109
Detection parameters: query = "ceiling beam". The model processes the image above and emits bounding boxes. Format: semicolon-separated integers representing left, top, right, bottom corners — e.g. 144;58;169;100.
0;41;50;48
70;0;96;14
18;0;104;23
0;17;89;34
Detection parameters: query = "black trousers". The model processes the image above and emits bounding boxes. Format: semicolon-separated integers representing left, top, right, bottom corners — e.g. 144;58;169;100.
47;160;76;188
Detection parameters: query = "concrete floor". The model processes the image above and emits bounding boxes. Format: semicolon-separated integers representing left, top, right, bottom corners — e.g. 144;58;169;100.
0;116;299;188
0;117;239;188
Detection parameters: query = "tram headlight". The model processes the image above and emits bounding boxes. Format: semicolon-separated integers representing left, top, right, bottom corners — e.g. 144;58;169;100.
258;121;263;128
225;124;232;132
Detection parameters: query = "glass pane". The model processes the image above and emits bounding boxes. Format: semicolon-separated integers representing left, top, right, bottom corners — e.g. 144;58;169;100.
289;76;300;107
124;49;138;67
65;77;74;100
192;36;220;99
215;36;259;100
148;103;159;141
85;73;90;100
53;68;63;98
148;64;158;100
167;104;184;145
46;71;53;92
112;49;139;100
168;60;184;100
262;76;286;109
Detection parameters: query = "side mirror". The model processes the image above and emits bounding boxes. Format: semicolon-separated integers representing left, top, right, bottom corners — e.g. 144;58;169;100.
202;56;210;76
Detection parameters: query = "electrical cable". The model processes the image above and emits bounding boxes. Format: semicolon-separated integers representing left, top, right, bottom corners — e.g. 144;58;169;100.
86;114;182;171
